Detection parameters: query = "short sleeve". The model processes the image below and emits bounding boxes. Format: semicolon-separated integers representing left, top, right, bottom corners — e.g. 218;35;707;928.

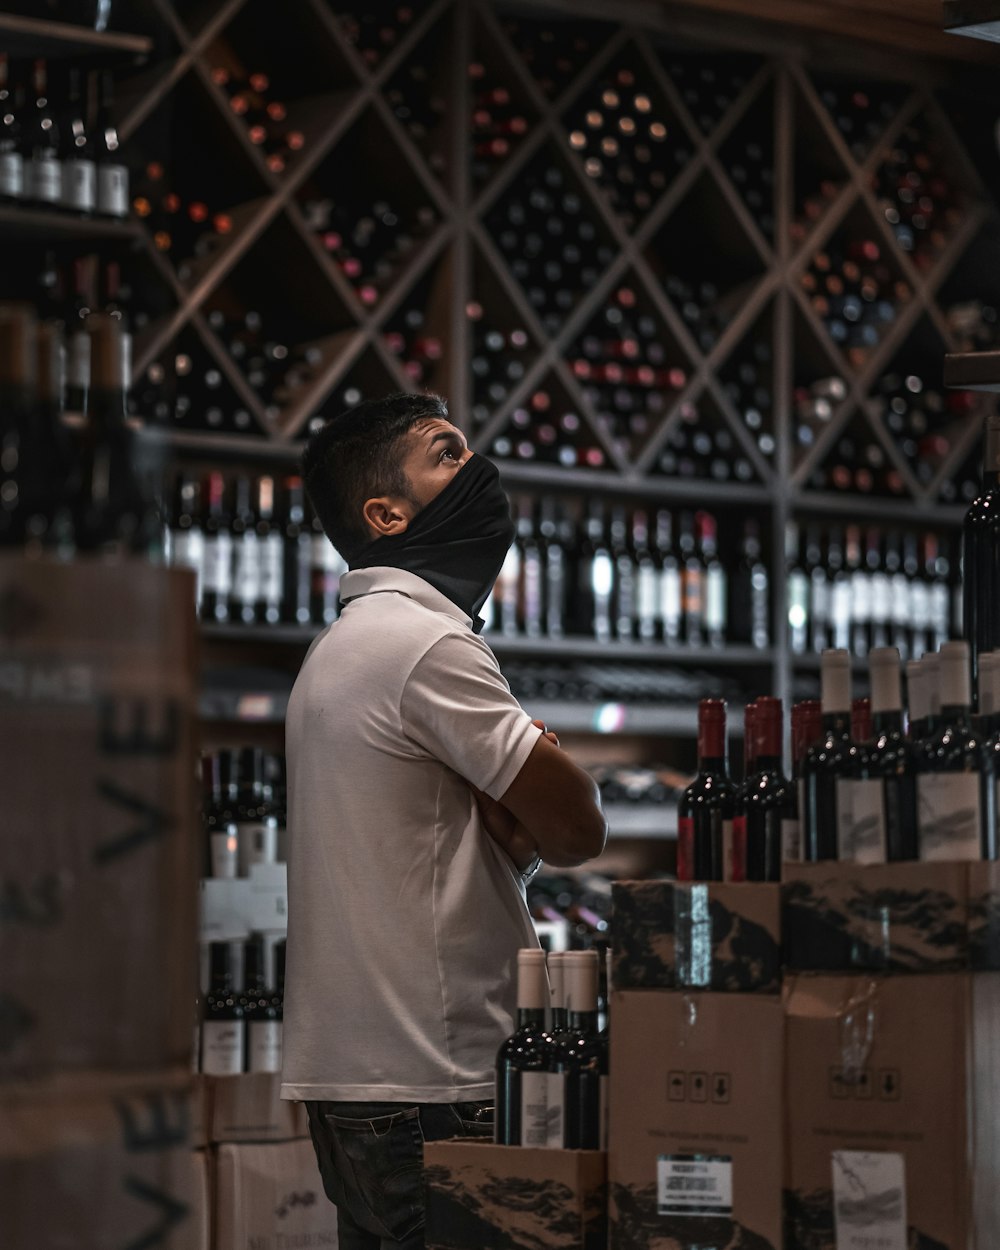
400;632;542;799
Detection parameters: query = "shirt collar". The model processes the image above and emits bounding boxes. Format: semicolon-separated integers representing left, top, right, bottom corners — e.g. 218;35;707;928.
339;567;474;629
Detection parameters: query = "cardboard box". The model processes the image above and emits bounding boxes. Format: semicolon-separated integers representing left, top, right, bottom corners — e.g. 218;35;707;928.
0;558;199;1079
785;972;1000;1250
423;1138;607;1250
1;1068;201;1250
609;989;784;1250
612;880;782;992
215;1138;338;1250
783;861;1000;973
202;1073;309;1143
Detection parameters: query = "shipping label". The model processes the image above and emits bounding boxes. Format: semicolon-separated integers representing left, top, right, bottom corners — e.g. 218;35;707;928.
657;1154;733;1217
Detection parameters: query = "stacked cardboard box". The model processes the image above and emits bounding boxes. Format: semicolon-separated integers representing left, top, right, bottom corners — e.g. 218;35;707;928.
609;881;785;1250
782;861;1000;1250
0;559;203;1249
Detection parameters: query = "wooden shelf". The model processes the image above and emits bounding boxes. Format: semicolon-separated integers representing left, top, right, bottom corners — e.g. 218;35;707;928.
944;350;1000;393
0;12;153;59
944;0;1000;43
0;204;143;242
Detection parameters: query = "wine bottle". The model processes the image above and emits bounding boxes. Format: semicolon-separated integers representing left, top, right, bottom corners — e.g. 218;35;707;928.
655;509;682;644
231;475;259;626
282;475;312;626
495;948;550;1147
201;940;246;1075
851;696;872;744
546;950;604;1150
168;473;205;613
203;752;239;878
576;501;613;642
609;506;636;642
25;60;61;207
679;511;704;647
916;640;996;860
698;510;727;648
255;475;284;625
678;698;740;881
906;657;928;744
801;649;853;861
243;934;282;1074
962;411;1000;707
235;746;279;875
730;517;769;649
548;951;568;1035
0;304;35;548
0;55;24;202
786;520;808;654
739;696;792;882
864;646;919;861
310;515;347;626
61;66;96;215
95;71;128;218
786;700;822;863
64;256;95;415
201;471;232;623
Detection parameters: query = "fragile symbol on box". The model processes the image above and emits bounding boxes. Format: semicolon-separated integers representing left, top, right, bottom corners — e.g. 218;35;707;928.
657;1154;733;1217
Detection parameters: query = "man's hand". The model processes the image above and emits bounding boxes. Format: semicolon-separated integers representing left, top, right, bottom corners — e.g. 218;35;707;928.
471;718;558;873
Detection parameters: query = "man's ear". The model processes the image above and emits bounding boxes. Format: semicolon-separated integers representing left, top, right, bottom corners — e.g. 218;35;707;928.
362;496;413;539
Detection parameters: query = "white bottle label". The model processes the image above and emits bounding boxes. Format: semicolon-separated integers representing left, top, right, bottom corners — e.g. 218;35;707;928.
543;1072;564;1149
909;581;930;630
929;583;950;639
832;1151;906;1250
851;570;872;625
260;533;284;604
500;545;521;634
201;1019;245;1075
917;772;982;860
890;573;910;626
810;570;830;629
203;532;233;596
781;818;802;863
832;578;853;649
98;162;129;217
836;778;886;863
68;330;90;397
171;527;205;608
245;819;278;868
658;1154;733;1216
0;150;23;198
63;157;96;213
519;1070;549;1148
29;154;62;204
706;566;726;635
661;566;682;635
248;1019;283;1074
234;532;260;608
870;572;891;625
637;563;658;627
210;829;238;879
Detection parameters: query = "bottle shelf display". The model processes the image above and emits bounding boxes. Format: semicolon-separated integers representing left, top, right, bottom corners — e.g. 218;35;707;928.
2;2;1000;747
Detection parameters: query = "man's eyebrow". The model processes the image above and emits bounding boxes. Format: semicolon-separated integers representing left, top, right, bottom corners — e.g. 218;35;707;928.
426;428;466;451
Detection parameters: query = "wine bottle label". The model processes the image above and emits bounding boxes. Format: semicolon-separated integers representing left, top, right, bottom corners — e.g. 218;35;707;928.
890;573;910;627
677;816;694;881
248;1019;283;1073
63;157;96;213
519;1071;549;1148
788;571;809;633
313;532;345;573
0;150;23;198
244;819;278;868
851;571;872;624
524;549;543;637
781;818;801;863
210;829;238;879
260;533;284;604
546;548;565;638
810;571;830;629
705;567;726;635
723;818;744;882
543;1072;564;1149
201;1019;245;1075
917;772;982;860
171;527;206;608
637;563;658;630
832;1151;906;1250
203;532;233;595
683;569;704;619
870;572;892;625
28;155;62;204
68;331;90;396
615;556;636;636
929;583;950;638
234;532;261;607
97;162;129;217
657;1154;733;1217
835;778;887;863
499;545;521;635
831;579;853;649
661;566;682;637
909;581;930;630
592;552;614;639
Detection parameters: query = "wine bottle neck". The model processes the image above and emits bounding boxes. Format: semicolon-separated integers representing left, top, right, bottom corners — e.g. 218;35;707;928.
822;711;851;737
551;1007;568;1030
568;1009;599;1034
873;710;903;736
698;755;728;774
517;1008;545;1030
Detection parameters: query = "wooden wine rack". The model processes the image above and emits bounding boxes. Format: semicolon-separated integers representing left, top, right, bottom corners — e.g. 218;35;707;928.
3;0;1000;735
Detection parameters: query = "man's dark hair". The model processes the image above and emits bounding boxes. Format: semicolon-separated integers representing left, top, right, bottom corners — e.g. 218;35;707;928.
301;391;449;563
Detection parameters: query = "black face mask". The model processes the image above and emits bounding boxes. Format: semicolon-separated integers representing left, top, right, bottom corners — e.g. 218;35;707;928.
351;454;515;632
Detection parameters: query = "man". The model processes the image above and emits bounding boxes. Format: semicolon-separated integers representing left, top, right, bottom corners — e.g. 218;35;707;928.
281;392;606;1250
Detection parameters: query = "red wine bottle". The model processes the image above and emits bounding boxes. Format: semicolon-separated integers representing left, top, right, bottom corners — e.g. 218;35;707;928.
739;696;792;882
201;940;246;1075
787;699;823;863
546;950;604;1150
801;649;853;861
243;934;282;1073
495;948;550;1146
678;698;740;881
962;412;1000;708
282;475;312;626
916;641;996;860
867;646;918;861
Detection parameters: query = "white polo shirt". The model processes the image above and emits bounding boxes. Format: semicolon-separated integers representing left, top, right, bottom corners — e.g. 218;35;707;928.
280;566;542;1103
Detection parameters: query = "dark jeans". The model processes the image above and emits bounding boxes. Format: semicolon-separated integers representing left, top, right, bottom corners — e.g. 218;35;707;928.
305;1099;493;1250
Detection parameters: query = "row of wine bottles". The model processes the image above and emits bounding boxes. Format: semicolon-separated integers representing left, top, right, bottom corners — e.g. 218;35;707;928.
0;55;128;217
202;747;287;879
210;66;306;176
483;501;769;648
0;302;160;555
495;948;607;1149
678;640;1000;881
198;935;286;1077
784;520;956;661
